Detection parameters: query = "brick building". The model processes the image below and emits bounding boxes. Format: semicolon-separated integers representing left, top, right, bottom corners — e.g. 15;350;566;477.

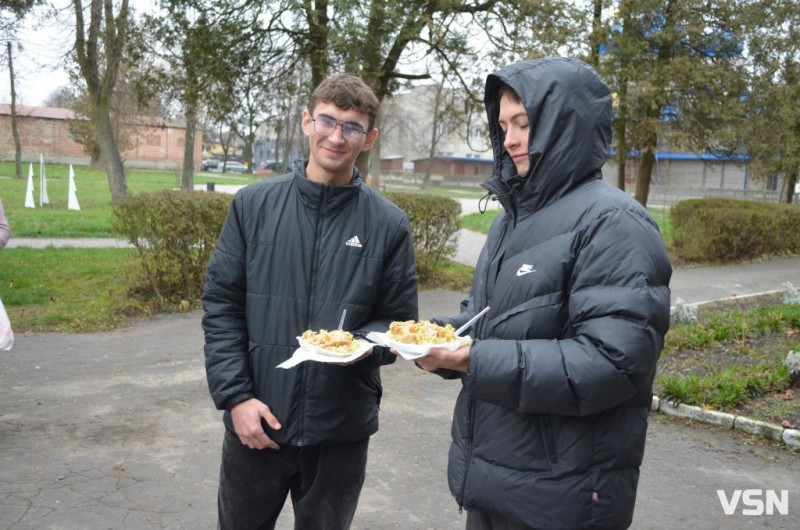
412;155;493;185
0;104;202;170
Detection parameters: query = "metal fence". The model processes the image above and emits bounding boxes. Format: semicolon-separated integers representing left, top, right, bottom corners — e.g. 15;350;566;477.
646;185;800;207
379;171;799;205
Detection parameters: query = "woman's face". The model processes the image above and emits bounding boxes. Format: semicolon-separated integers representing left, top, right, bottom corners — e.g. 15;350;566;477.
498;93;530;176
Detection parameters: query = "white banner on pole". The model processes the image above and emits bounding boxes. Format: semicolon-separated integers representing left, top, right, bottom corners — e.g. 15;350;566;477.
39;154;50;206
25;163;36;208
67;165;80;210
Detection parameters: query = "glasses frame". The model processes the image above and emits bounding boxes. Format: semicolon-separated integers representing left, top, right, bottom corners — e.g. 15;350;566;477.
310;114;369;143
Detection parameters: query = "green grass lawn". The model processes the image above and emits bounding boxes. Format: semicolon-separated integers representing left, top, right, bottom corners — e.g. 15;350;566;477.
0;247;145;332
0;161;259;237
0;161;479;332
461;206;674;246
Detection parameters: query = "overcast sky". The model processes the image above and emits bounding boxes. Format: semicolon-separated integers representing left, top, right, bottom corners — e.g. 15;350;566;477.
1;0;157;107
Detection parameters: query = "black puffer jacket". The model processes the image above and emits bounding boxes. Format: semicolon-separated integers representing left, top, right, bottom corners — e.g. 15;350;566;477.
202;164;418;446
442;58;672;528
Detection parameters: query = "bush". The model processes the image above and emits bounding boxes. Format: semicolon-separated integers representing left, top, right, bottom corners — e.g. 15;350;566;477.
112;190;231;308
384;192;460;282
671;198;800;262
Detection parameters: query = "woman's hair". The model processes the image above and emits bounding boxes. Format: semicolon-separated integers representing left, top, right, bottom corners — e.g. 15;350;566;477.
309;74;380;130
498;82;522;104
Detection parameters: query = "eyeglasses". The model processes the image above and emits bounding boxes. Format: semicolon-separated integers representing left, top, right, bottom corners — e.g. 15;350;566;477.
311;114;369;143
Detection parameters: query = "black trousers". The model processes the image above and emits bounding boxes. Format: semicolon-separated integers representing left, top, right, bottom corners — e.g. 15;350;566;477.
466;510;533;530
217;429;369;530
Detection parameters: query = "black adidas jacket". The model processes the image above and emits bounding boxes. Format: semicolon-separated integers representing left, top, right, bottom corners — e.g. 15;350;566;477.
202;164;418;446
440;58;672;528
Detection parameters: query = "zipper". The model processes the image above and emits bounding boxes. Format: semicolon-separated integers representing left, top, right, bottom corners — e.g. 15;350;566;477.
476;216;510;339
457;213;510;507
299;185;329;444
457;397;477;511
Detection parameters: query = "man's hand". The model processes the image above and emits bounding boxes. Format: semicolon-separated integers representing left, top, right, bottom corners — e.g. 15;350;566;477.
400;343;471;373
230;398;282;450
338;346;374;366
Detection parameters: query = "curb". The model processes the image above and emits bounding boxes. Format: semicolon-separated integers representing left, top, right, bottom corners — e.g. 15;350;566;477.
670;289;788;324
651;396;800;449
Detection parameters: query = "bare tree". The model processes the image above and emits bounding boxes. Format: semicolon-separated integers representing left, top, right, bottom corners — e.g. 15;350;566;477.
7;40;22;178
73;0;131;202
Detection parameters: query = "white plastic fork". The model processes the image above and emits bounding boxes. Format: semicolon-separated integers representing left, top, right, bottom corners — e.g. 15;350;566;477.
454;306;490;336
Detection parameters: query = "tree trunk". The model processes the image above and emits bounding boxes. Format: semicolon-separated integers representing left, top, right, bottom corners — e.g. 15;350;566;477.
73;0;130;202
306;0;330;88
369;113;382;189
7;42;22;179
635;150;655;207
590;0;604;67
94;104;129;202
356;150;370;179
182;98;197;190
615;73;628;190
422;82;445;189
782;173;798;204
616;151;626;191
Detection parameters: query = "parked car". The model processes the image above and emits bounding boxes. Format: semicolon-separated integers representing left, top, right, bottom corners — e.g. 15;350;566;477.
201;159;220;171
221;160;247;173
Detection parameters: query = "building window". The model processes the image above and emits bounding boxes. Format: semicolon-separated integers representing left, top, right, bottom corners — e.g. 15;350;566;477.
766;174;778;191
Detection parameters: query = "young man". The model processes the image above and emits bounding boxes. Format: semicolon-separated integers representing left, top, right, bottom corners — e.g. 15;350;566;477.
202;73;418;529
411;58;672;529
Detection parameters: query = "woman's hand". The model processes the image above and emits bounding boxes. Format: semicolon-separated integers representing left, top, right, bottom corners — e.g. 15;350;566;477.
391;344;471;373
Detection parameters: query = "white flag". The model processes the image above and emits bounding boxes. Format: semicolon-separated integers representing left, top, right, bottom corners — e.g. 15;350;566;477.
39;154;50;206
68;164;80;210
25;163;36;208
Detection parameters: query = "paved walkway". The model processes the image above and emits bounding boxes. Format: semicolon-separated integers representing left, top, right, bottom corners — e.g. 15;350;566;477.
3;200;800;528
8;232;800;307
2;298;798;529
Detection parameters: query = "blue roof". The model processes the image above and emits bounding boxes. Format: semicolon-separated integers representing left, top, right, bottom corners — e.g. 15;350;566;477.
413;155;493;163
608;150;749;162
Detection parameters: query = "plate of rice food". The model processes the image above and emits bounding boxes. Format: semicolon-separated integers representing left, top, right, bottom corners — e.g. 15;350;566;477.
366;320;471;360
298;329;370;358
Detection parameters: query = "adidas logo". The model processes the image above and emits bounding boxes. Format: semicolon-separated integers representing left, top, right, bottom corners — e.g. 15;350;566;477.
345;235;363;248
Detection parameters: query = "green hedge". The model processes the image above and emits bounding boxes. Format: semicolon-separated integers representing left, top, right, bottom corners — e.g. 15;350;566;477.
112;190;231;307
111;190;461;305
671;198;800;262
384;192;461;281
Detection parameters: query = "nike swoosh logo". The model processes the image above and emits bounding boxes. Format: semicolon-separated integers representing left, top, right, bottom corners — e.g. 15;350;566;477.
516;267;536;277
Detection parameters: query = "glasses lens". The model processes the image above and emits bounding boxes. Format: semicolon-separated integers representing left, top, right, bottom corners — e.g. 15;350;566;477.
314;115;336;136
313;115;366;143
342;124;365;142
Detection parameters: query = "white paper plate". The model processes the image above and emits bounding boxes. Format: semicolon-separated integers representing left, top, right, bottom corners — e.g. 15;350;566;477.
365;331;471;360
277;338;374;369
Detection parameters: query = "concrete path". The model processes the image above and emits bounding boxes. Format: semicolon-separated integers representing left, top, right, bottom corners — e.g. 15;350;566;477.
8;229;800;307
3;199;800;528
1;299;798;529
6;237;133;249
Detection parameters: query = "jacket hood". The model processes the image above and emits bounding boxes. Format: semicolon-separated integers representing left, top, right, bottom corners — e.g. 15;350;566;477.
484;57;613;215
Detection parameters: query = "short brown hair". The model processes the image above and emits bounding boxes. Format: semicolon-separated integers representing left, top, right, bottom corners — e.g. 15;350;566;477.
309;74;380;130
498;82;522;104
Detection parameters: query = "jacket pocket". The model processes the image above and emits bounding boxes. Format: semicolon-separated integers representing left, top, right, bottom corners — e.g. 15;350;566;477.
487;291;565;339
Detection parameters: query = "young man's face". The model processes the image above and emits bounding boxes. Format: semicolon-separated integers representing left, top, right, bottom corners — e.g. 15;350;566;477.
301;102;377;185
498;92;530;176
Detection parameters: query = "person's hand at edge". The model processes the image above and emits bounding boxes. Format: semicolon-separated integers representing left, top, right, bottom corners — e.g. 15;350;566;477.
230;398;282;450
